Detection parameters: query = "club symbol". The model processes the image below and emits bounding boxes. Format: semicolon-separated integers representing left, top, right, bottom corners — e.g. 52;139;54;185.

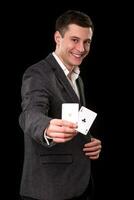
82;118;86;123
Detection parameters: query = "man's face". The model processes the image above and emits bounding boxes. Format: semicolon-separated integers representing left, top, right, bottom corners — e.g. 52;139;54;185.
54;24;93;71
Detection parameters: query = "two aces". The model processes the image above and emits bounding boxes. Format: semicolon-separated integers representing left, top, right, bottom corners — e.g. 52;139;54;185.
62;103;97;135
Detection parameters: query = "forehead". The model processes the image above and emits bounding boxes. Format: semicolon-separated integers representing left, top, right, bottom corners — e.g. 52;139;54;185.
65;24;93;40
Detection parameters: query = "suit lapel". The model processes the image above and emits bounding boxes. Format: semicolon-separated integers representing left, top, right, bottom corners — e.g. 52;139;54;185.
45;54;80;103
76;77;86;106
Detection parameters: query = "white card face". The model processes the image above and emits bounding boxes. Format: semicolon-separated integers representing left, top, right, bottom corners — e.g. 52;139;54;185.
62;103;79;123
77;106;97;135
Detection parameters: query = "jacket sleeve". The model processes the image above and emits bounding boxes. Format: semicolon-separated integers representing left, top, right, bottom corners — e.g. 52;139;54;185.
19;65;55;148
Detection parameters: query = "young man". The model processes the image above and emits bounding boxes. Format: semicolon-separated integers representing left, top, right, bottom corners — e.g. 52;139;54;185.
19;10;102;200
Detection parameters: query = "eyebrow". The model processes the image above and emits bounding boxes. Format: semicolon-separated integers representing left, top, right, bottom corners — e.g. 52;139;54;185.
70;36;92;42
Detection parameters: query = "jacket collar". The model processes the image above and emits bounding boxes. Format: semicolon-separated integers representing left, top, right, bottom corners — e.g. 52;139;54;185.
44;53;85;106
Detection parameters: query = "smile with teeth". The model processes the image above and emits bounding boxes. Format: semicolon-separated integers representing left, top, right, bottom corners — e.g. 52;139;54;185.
72;53;83;58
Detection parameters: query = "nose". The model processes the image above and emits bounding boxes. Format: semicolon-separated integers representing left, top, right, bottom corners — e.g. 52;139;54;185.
76;42;85;53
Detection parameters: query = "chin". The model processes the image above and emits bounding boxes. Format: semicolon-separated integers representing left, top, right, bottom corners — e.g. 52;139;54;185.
74;60;82;66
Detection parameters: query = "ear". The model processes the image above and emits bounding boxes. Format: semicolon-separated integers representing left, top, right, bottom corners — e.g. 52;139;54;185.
54;31;62;45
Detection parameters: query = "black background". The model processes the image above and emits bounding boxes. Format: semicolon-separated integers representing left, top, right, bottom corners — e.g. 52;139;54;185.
2;1;132;199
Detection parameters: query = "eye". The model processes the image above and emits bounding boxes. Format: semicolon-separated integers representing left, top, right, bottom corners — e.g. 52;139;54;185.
72;38;79;43
86;40;91;46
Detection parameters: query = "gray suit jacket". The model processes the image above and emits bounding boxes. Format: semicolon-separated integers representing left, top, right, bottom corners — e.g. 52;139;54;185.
19;53;92;200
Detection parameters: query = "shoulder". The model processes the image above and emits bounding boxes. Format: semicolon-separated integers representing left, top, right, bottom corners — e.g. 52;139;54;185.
23;54;54;79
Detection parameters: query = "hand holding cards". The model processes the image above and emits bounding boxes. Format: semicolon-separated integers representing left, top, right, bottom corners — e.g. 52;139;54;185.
62;103;97;135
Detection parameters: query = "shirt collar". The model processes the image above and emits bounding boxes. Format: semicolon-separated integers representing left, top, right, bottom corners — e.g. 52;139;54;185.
52;52;80;82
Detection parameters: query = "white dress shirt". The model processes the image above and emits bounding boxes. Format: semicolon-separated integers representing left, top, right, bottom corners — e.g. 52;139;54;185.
52;52;80;99
44;52;80;145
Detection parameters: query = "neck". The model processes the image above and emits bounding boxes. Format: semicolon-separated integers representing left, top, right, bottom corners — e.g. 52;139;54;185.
54;51;75;73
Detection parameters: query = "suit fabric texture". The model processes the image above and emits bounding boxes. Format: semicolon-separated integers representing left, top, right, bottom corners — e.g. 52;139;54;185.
19;53;92;200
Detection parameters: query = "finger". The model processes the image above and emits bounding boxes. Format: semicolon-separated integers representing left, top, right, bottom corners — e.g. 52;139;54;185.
84;142;101;148
51;119;77;128
83;145;101;152
85;149;101;156
89;155;100;160
53;136;73;143
48;131;77;139
48;125;77;134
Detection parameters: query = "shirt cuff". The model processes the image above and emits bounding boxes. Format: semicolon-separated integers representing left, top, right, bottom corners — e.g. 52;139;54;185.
44;129;53;145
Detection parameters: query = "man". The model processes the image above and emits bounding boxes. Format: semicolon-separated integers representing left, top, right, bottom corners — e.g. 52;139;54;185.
19;10;102;200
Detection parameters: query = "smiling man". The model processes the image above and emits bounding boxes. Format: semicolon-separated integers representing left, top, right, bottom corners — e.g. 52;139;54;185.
54;23;93;70
19;10;102;200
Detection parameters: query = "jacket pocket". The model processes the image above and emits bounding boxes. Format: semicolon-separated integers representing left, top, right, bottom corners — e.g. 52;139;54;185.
40;154;73;164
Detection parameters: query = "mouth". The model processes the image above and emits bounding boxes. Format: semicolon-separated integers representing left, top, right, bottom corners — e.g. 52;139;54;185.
71;52;84;59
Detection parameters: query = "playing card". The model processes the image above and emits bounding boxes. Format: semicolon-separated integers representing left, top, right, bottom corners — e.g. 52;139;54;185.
77;106;97;135
62;103;79;123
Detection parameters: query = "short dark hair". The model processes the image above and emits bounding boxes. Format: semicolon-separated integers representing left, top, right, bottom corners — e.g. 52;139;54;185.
55;10;94;37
